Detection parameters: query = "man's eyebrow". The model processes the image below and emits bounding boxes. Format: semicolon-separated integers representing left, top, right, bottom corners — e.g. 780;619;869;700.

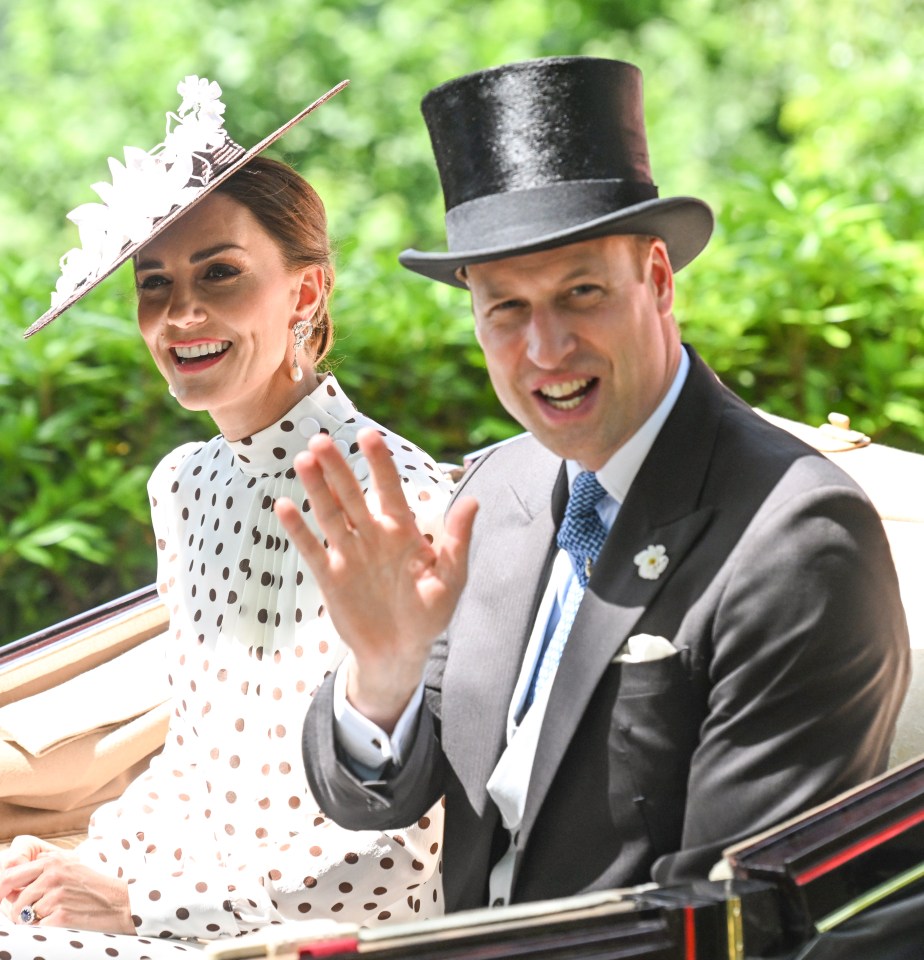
477;263;597;301
135;243;244;271
559;262;598;283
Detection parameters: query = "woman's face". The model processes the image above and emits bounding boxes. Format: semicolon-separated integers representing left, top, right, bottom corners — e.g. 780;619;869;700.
135;192;322;439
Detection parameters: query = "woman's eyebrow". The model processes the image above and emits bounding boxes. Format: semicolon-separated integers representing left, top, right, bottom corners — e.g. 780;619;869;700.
135;243;244;272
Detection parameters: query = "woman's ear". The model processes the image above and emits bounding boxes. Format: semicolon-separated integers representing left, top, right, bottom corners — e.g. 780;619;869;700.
294;264;325;322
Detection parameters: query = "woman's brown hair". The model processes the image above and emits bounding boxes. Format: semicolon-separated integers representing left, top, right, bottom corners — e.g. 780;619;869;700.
217;156;335;363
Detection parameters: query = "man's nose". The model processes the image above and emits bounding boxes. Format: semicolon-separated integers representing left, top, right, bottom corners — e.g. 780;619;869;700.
525;307;575;368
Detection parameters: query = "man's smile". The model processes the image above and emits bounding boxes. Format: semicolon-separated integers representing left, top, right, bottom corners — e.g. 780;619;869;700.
536;377;598;411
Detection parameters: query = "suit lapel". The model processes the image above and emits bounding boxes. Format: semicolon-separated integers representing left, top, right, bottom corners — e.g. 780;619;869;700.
442;439;562;816
518;348;727;848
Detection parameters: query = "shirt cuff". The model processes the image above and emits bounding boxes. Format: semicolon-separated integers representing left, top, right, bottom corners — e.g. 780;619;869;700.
332;661;424;776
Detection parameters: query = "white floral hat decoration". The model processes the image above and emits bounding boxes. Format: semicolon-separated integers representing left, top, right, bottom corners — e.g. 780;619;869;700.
24;74;349;339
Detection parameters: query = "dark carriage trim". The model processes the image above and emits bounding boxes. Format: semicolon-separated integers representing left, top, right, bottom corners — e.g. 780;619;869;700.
1;584;169;707
1;584;162;665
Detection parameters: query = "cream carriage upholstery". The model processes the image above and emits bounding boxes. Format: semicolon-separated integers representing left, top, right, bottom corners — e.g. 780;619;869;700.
0;591;170;846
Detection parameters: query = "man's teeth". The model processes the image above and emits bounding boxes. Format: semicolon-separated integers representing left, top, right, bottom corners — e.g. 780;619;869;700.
539;378;591;410
174;342;231;360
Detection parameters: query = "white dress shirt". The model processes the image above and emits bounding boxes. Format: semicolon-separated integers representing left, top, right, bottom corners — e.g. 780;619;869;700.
334;348;691;901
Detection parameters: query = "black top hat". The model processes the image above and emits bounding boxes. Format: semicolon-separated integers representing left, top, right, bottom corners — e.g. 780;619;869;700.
399;56;713;287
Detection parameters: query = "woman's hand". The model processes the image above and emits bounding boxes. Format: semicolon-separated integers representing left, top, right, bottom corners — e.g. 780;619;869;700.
0;848;135;933
0;834;57;872
274;427;478;731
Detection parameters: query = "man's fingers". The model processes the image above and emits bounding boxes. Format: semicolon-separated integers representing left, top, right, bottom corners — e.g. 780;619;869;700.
305;434;379;535
445;495;479;543
437;495;479;585
284;443;366;548
274;495;328;572
358;428;418;521
275;437;380;574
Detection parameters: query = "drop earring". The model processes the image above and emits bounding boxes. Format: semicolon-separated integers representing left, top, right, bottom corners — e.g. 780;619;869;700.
290;318;313;383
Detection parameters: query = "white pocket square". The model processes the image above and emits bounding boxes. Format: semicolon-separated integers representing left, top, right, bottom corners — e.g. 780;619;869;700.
615;633;677;663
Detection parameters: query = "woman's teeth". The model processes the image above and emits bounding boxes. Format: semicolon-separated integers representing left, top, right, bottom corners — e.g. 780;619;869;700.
174;341;231;362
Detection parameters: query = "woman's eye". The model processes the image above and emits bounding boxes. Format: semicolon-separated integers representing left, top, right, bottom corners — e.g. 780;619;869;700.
136;274;168;291
204;263;240;280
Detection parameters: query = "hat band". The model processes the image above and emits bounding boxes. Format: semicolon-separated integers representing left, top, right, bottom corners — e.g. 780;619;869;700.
444;179;659;252
199;136;246;183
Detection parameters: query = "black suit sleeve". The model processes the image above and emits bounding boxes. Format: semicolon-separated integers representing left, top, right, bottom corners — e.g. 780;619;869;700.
653;483;910;883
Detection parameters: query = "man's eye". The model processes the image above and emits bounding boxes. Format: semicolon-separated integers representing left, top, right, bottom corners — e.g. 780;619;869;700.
494;299;525;313
570;284;600;297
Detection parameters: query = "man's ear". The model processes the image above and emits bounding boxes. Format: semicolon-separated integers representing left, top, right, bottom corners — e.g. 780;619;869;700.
648;239;675;316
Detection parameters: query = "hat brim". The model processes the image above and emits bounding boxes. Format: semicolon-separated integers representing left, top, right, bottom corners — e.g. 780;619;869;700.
398;195;713;288
25;79;349;339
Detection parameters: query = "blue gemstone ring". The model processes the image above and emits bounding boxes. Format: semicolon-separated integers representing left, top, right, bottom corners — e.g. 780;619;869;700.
19;905;39;924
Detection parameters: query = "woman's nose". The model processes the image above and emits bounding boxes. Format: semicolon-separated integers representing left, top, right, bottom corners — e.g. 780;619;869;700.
166;285;206;328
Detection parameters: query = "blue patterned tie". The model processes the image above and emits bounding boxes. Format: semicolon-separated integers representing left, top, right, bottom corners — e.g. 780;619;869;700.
525;471;608;709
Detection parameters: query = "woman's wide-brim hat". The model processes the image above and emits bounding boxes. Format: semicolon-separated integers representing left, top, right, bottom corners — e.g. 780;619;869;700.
399;56;714;287
24;75;349;339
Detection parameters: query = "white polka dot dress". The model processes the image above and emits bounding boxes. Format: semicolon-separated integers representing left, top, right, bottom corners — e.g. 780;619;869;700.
0;376;451;958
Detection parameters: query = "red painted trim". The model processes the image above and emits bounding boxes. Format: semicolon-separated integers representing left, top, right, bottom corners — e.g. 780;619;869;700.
299;937;360;957
795;808;924;885
684;905;697;960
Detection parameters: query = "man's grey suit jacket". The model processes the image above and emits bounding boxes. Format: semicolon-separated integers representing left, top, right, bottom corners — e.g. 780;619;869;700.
304;348;910;913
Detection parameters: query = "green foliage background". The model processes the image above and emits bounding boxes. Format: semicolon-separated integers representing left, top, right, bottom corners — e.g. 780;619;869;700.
0;0;921;642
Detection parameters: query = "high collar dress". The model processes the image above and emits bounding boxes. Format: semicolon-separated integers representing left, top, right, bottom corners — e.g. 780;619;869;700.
64;374;453;949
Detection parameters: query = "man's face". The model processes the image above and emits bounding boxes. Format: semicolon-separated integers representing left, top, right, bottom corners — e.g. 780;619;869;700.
467;235;682;471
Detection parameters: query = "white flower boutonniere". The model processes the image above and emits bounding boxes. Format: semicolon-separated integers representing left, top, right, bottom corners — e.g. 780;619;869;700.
634;544;669;580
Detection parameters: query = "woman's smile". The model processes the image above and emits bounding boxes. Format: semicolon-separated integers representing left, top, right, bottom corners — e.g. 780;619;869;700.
170;339;232;370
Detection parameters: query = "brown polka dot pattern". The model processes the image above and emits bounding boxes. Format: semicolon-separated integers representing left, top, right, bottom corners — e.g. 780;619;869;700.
0;916;200;957
51;377;451;949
